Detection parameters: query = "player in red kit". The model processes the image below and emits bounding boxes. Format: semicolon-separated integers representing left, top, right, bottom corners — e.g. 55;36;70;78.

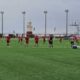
20;36;23;43
34;35;39;47
6;35;11;46
48;34;53;48
25;35;29;47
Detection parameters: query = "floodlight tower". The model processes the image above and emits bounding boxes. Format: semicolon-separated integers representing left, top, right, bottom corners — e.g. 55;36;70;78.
22;11;26;36
65;9;69;36
44;11;48;37
0;11;4;37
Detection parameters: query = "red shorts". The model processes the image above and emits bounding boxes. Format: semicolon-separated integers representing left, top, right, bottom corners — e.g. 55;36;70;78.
26;41;29;44
35;41;38;44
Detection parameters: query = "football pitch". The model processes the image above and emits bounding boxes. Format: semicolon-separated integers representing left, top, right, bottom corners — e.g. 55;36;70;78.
0;38;80;80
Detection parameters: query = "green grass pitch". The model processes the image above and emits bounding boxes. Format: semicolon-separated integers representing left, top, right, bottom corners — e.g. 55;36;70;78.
0;38;80;80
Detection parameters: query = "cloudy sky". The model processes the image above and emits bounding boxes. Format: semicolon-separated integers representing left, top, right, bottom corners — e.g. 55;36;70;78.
0;0;80;34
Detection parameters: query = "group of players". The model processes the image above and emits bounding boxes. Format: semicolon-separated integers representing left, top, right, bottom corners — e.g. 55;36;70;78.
4;34;53;47
1;34;80;49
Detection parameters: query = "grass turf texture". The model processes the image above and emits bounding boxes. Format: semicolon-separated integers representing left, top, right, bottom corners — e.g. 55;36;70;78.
0;38;80;80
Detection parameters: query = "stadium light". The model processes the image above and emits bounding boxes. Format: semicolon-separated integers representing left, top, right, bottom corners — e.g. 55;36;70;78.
0;11;4;37
44;11;48;37
65;9;69;36
22;11;26;36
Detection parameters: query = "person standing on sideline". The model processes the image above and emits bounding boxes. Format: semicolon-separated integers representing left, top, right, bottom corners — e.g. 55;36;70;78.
48;34;53;48
34;35;39;47
25;35;29;47
6;35;11;46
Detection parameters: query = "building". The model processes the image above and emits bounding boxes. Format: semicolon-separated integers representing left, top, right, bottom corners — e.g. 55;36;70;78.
26;21;33;36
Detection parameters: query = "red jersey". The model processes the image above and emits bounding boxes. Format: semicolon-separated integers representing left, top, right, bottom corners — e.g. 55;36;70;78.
20;37;23;42
25;36;29;44
35;36;39;43
6;36;10;43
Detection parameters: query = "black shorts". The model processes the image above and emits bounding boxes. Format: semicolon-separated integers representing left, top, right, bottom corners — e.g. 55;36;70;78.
72;45;77;49
49;40;53;44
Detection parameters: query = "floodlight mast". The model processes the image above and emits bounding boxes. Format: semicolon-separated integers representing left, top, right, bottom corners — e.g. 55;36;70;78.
44;11;47;37
0;11;4;37
22;11;26;37
65;9;69;36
